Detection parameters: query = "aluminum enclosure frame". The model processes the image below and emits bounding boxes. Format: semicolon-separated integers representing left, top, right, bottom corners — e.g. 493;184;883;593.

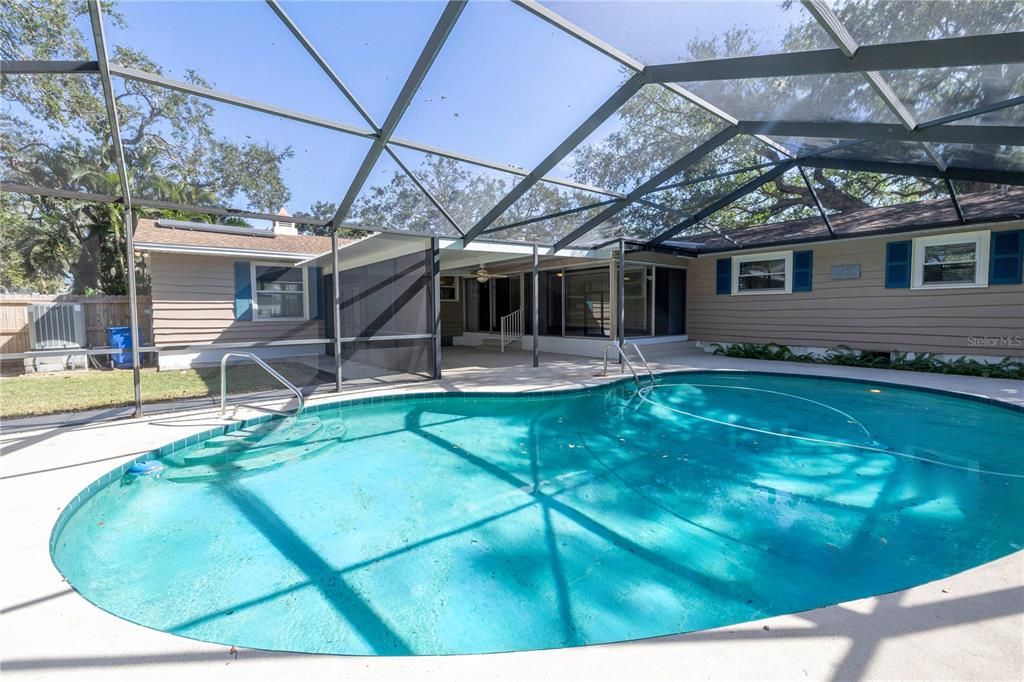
2;0;1021;270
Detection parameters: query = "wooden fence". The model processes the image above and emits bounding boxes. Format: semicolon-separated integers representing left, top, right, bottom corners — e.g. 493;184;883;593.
0;294;153;355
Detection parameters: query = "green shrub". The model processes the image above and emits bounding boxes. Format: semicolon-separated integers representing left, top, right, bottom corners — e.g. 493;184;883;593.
710;342;1024;380
823;345;870;367
710;342;816;363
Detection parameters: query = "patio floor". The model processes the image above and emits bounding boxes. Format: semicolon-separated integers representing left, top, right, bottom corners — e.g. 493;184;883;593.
2;346;1021;681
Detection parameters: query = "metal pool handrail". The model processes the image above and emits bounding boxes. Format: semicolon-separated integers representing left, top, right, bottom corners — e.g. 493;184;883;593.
602;342;655;389
603;343;642;388
220;351;305;419
622;341;655;385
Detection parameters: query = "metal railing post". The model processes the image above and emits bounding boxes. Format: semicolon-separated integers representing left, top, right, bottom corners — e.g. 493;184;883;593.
617;239;626;365
88;0;143;418
331;231;343;391
431;237;442;380
125;207;143;417
532;243;540;367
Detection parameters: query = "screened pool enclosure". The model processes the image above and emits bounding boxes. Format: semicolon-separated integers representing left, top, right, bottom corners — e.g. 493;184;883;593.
2;0;1022;416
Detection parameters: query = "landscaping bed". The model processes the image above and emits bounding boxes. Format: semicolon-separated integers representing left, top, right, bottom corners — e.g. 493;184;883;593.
711;343;1024;380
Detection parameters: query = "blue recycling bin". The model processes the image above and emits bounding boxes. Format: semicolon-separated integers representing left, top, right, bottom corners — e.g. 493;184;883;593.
106;326;136;369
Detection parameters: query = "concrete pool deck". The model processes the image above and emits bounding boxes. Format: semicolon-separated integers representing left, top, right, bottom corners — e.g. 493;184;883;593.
2;347;1022;681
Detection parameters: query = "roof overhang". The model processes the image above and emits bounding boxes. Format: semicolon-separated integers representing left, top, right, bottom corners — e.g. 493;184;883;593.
296;232;431;269
679;216;1024;257
133;242;316;261
296;232;613;270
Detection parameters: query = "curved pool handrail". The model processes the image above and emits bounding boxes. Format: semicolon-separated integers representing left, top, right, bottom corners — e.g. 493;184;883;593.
603;343;642;389
220;351;305;420
603;342;655;389
621;341;655;386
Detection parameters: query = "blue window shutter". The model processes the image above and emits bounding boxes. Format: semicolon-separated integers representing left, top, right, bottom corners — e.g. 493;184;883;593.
885;241;912;289
715;258;731;294
793;250;813;292
233;262;252;321
990;230;1023;285
308;267;324;319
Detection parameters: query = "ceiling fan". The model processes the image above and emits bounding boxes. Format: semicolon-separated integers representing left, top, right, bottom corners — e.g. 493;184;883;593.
471;264;508;283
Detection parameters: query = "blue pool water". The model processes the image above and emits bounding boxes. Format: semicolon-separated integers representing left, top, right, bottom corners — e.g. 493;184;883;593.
52;372;1024;655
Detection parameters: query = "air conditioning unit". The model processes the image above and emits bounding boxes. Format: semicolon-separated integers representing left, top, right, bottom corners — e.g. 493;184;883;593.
27;303;88;371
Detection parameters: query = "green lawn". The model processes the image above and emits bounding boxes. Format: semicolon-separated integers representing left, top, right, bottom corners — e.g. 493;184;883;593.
0;362;327;418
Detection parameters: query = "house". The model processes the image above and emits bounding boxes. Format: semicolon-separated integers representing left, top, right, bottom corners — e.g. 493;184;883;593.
134;189;1024;381
676;188;1024;360
133;215;337;371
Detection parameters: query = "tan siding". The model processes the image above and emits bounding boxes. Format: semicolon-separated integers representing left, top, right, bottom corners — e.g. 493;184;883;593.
149;254;324;347
686;223;1024;357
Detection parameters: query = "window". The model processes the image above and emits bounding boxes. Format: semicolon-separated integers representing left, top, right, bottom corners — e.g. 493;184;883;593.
912;231;990;289
253;264;307;320
922;243;976;284
564;267;610;337
440;276;459;302
543;270;563;336
623;265;653;336
522;263;685;338
732;251;792;294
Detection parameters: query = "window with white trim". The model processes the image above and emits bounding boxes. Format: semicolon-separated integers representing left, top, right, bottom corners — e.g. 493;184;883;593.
253;264;307;320
732;251;792;294
912;230;990;289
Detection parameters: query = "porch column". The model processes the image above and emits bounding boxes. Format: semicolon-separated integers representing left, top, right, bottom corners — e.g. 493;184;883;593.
431;237;442;380
617;238;626;363
331;230;343;392
532;242;539;368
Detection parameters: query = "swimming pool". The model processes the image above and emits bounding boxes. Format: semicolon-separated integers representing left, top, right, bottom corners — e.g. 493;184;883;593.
51;371;1023;655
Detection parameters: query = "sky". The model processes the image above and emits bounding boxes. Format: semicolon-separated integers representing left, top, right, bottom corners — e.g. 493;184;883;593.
92;0;622;213
83;0;826;215
20;0;898;217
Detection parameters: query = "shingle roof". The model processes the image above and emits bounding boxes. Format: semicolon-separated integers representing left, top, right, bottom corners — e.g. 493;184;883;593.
665;188;1024;253
134;218;338;256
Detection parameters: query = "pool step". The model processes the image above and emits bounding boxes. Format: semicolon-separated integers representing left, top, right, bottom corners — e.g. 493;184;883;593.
202;416;319;448
164;422;346;483
184;417;324;463
162;416;347;482
164;441;329;483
